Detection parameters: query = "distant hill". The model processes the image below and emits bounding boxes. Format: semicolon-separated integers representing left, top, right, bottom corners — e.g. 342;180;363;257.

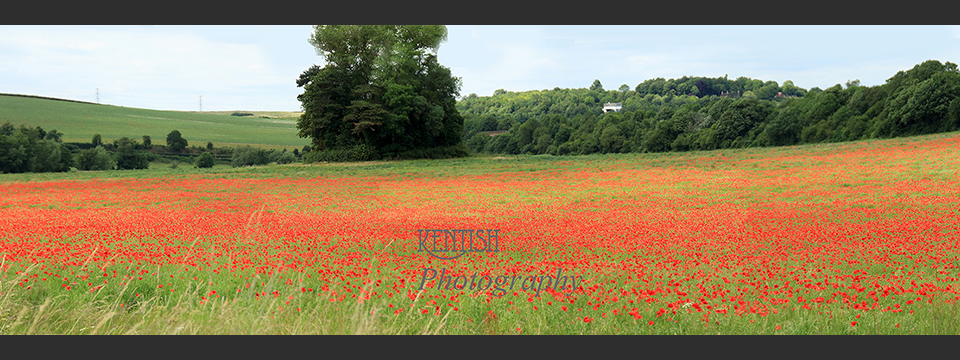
0;93;309;149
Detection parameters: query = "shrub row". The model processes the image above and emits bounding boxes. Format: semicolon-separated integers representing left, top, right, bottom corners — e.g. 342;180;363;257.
230;145;297;167
303;143;469;163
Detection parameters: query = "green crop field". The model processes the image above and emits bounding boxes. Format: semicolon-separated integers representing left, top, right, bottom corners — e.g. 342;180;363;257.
0;94;309;149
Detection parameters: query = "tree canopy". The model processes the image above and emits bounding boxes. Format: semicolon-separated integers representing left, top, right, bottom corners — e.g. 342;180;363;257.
166;130;187;152
458;60;960;157
297;25;468;161
0;123;73;173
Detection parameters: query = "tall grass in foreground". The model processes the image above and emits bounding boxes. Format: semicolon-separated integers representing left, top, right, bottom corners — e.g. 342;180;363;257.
3;254;959;335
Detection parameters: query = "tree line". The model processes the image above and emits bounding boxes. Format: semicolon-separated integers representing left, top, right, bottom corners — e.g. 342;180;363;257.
459;75;808;127
0;126;308;173
460;60;960;155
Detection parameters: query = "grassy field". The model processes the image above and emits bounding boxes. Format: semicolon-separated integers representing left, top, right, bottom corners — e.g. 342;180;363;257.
1;131;959;334
0;93;309;149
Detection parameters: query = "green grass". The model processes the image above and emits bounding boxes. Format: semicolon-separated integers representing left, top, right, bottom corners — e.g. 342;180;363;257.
0;93;309;148
3;252;957;335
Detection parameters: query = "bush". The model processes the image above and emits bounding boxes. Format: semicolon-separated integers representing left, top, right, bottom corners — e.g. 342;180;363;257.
196;152;215;168
303;143;465;163
353;143;378;161
231;145;269;167
267;149;284;164
216;147;234;158
114;150;149;170
303;148;354;163
275;151;297;164
390;144;469;160
114;137;149;170
76;146;113;171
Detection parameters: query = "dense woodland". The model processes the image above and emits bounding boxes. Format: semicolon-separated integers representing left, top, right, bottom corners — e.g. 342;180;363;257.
459;60;960;155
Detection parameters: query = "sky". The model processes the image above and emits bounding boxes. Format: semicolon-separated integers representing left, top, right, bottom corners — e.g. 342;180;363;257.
1;25;959;112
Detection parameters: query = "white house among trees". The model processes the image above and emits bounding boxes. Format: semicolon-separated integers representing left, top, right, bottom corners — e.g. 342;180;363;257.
602;102;622;113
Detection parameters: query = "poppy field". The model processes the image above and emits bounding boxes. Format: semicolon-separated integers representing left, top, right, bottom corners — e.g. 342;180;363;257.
1;132;960;334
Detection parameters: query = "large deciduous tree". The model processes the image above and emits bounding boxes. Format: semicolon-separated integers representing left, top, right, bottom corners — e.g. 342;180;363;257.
296;25;467;160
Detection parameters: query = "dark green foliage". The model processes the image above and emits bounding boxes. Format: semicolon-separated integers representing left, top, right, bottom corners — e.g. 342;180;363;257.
275;151;298;164
31;126;45;142
765;106;802;146
578;133;599;155
456;74;794;129
231;145;269;167
884;71;960;135
166;130;188;152
266;148;297;164
44;129;63;143
303;148;354;163
297;25;466;162
948;98;960;131
590;79;603;91
113;137;149;170
600;125;625;153
485;132;512;154
0;123;73;173
395;143;469;160
92;134;102;147
713;98;771;147
458;60;960;156
884;60;957;96
196;152;215;168
76;145;113;171
32;140;71;172
302;143;393;163
0;123;14;136
142;135;151;148
230;146;298;167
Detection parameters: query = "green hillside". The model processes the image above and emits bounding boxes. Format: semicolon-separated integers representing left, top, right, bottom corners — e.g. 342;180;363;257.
0;94;309;149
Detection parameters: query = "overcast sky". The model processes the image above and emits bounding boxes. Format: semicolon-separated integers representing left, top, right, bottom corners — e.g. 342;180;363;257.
2;25;959;112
